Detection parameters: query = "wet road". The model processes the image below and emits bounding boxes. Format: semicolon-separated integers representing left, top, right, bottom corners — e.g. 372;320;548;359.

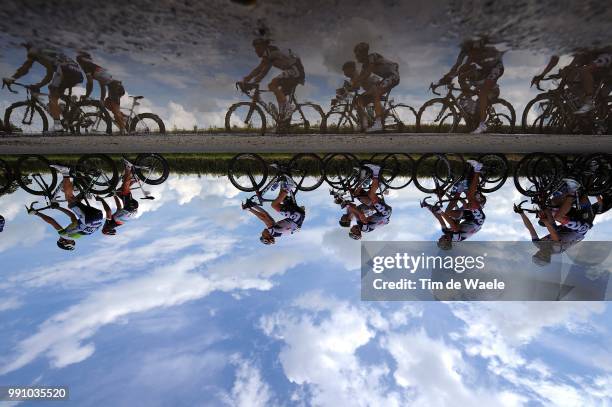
1;132;611;154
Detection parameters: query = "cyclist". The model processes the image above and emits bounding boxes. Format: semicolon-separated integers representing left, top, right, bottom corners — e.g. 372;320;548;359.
438;38;504;134
575;48;612;114
532;48;612;114
242;178;305;245
352;42;400;133
239;38;305;120
336;60;386;131
98;160;140;235
515;200;593;266
423;160;486;249
26;165;103;250
3;42;83;133
337;164;393;239
76;51;127;134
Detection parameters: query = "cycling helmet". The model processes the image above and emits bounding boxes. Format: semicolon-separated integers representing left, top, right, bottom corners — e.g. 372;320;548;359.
0;215;5;232
339;214;351;227
102;227;117;236
57;237;76;251
252;38;270;47
260;235;275;245
437;235;452;250
348;225;362;240
354;42;369;55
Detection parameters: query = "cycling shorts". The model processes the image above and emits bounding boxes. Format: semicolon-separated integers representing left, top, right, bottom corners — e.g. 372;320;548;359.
107;80;125;104
274;65;302;95
484;62;504;82
49;63;83;94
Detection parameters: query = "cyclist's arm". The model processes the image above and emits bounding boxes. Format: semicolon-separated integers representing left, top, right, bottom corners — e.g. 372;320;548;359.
517;211;539;240
438;211;459;231
542;218;560;241
445;51;467;78
347;203;368;223
244;60;270;83
32;66;55;90
532;55;559;85
32;211;63;231
247;206;275;228
11;58;34;80
55;206;78;224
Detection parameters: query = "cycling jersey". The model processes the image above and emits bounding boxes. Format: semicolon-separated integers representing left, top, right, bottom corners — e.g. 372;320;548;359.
77;56;114;85
59;202;103;237
446;208;486;241
364;53;399;78
358;201;392;233
266;199;305;238
14;47;82;90
533;226;585;254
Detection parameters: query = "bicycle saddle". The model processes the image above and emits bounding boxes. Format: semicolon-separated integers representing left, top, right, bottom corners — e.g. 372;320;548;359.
130;96;144;100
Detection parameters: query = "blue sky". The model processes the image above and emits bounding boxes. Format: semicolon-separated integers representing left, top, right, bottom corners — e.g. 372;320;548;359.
0;173;611;406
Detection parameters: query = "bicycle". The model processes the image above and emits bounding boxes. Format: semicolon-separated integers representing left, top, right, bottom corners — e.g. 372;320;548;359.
325;85;417;133
76;95;166;135
416;80;516;133
522;73;612;134
513;152;612;197
413;153;508;193
228;153;324;192
225;82;326;135
15;154;119;205
2;80;111;134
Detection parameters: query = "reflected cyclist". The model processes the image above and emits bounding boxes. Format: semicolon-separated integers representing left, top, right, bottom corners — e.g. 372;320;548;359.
424;160;486;249
26;165;103;250
3;42;83;133
243;178;305;245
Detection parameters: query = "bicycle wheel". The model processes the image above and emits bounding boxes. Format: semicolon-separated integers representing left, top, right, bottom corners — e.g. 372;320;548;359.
76;112;113;135
370;153;415;189
130;113;166;134
228;153;268;192
76;154;119;194
383;104;417;133
414;153;447;193
4;101;48;134
288;103;326;133
487;99;516;134
15;155;58;195
323;153;359;186
576;153;612;195
416;99;459;133
134;153;170;185
225;102;266;136
477;153;508;193
288;153;324;191
521;95;565;134
324;110;356;133
513;153;558;196
0;158;12;195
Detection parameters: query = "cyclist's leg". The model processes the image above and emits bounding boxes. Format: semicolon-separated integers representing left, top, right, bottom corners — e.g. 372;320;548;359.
107;81;126;131
271;188;288;212
268;77;287;108
477;63;503;124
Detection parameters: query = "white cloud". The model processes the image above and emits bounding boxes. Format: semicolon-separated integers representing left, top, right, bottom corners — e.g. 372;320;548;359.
223;355;274;407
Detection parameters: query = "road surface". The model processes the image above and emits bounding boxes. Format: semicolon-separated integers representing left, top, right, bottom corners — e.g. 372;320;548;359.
0;132;611;154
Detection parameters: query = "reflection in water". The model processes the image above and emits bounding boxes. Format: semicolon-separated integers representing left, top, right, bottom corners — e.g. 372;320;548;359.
1;152;612;405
